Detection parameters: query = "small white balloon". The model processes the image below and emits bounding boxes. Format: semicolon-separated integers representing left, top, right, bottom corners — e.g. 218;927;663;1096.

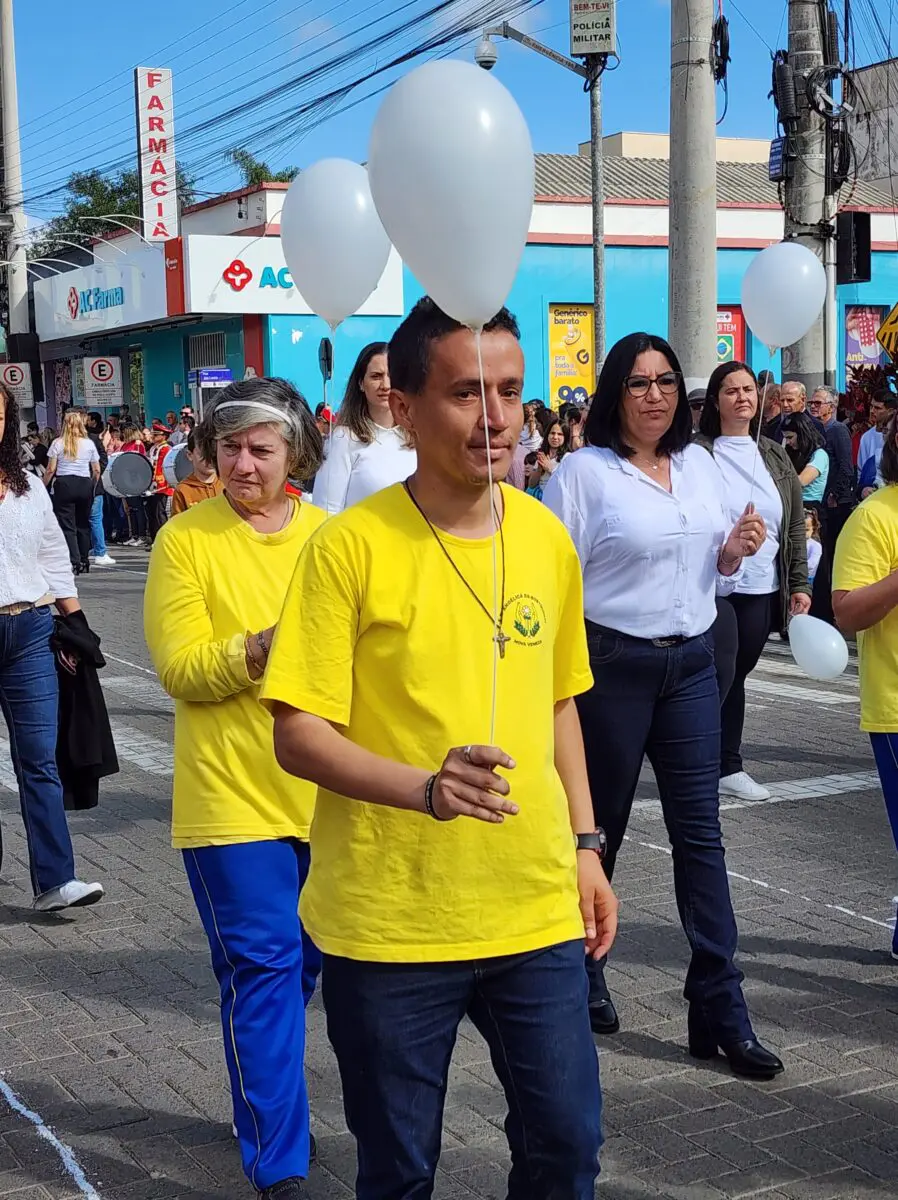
280;159;391;328
368;59;534;330
788;614;849;681
741;241;826;351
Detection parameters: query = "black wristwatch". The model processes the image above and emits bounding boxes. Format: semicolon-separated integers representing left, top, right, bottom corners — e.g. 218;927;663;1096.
576;829;607;861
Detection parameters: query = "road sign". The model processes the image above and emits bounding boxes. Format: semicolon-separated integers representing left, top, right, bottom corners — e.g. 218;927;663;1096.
83;355;123;405
0;362;33;406
570;0;616;57
876;304;898;363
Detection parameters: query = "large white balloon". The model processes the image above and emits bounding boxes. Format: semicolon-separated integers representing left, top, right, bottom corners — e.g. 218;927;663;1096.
368;60;534;330
789;614;849;681
279;159;391;328
741;241;827;350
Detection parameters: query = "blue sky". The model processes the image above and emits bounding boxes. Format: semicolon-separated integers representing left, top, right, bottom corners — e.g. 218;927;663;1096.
13;0;890;223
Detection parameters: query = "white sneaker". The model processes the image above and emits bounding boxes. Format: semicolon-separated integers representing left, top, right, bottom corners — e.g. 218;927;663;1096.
89;554;116;566
126;538;141;547
33;880;104;912
719;771;771;801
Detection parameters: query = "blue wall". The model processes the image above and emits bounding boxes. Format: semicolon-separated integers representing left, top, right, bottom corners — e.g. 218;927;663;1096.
89;317;244;422
87;243;898;414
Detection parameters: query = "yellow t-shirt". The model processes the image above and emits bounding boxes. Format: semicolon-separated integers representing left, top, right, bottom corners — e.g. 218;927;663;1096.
144;494;326;847
261;483;593;963
833;486;898;732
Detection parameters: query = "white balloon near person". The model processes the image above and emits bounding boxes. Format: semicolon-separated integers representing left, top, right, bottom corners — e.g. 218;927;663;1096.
368;59;534;330
279;159;391;329
741;241;827;351
788;614;849;681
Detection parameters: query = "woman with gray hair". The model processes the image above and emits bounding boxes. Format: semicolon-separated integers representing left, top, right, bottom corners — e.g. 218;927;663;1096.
144;377;324;1200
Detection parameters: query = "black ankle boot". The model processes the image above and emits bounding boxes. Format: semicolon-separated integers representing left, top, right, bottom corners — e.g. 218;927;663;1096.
688;1012;784;1080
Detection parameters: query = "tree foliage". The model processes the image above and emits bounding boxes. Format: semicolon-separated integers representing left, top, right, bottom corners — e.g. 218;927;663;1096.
28;165;197;261
228;148;299;186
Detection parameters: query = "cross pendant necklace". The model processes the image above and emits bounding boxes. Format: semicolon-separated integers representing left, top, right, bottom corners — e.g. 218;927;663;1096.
403;481;508;657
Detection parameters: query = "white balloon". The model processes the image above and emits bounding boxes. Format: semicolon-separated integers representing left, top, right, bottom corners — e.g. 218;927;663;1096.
368;60;534;330
279;159;391;328
741;241;827;351
788;614;849;681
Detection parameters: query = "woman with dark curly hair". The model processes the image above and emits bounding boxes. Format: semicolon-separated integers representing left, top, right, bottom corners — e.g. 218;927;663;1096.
0;383;104;911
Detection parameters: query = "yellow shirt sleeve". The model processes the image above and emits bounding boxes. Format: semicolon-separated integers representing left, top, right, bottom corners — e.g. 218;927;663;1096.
144;522;253;703
552;536;594;703
262;538;359;726
833;504;894;593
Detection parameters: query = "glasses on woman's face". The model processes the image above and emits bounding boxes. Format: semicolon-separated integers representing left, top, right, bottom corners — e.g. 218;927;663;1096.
625;371;682;398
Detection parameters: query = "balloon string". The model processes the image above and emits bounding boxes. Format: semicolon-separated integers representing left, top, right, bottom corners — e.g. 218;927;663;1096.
474;328;500;746
324;321;339;517
746;351;774;511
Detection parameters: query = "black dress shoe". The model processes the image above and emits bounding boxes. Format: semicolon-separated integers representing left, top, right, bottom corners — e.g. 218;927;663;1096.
588;996;620;1036
258;1179;310;1199
689;1035;784;1080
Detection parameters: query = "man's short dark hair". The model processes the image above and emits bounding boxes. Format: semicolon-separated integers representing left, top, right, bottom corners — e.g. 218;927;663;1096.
874;389;898;408
388;297;520;395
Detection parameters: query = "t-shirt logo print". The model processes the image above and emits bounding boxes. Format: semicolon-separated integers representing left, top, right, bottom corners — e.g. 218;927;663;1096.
506;595;547;648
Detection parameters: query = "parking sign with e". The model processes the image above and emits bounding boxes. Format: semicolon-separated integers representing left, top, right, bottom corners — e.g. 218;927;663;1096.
0;363;33;407
83;356;123;405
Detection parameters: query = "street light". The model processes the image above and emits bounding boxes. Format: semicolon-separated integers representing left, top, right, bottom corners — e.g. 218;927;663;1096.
475;22;609;369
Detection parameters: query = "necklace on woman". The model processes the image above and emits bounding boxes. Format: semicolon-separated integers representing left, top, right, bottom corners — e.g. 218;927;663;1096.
226;492;292;532
403;481;510;657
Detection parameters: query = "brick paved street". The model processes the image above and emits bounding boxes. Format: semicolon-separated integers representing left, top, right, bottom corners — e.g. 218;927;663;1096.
0;549;895;1199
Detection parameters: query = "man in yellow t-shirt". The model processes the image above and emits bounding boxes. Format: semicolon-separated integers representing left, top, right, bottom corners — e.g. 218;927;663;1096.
833;421;898;960
262;298;618;1199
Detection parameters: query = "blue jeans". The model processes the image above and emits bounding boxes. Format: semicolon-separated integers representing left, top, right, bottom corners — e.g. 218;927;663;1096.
576;622;752;1044
322;939;602;1200
183;839;321;1190
89;494;106;556
868;735;898;955
0;608;76;895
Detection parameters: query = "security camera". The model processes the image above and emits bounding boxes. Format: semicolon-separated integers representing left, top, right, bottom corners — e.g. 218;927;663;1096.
475;35;498;70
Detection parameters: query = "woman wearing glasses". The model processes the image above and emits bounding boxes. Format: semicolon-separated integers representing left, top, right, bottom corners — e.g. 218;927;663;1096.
544;332;784;1081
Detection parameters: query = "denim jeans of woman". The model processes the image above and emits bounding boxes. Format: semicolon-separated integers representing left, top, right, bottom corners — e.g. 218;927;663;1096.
0;608;77;895
576;621;753;1044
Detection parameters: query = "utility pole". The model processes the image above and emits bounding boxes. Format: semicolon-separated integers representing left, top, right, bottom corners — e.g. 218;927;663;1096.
0;0;27;336
586;55;605;368
476;9;612;370
668;0;718;386
782;0;826;390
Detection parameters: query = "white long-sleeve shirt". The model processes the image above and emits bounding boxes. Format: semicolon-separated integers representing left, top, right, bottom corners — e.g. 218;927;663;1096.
543;443;739;639
312;424;416;516
0;475;77;606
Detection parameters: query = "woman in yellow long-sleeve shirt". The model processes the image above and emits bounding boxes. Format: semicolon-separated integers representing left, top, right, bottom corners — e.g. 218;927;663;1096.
143;378;324;1200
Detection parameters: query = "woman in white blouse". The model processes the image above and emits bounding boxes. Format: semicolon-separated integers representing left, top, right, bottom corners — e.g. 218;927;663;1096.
0;384;104;911
44;409;100;575
312;342;415;515
544;332;784;1081
697;363;811;803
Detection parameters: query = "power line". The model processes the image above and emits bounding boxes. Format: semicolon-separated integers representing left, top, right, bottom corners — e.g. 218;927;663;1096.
23;0;536;210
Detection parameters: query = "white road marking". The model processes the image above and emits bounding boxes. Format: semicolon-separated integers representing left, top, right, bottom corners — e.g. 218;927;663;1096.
104;654;156;675
745;678;857;705
101;676;173;713
107;722;173;777
754;657;857;680
0;1075;101;1198
625;836;895;932
632;770;882;815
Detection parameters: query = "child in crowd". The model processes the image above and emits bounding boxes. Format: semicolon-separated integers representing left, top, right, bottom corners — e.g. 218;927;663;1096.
805;508;823;585
170;432;223;515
